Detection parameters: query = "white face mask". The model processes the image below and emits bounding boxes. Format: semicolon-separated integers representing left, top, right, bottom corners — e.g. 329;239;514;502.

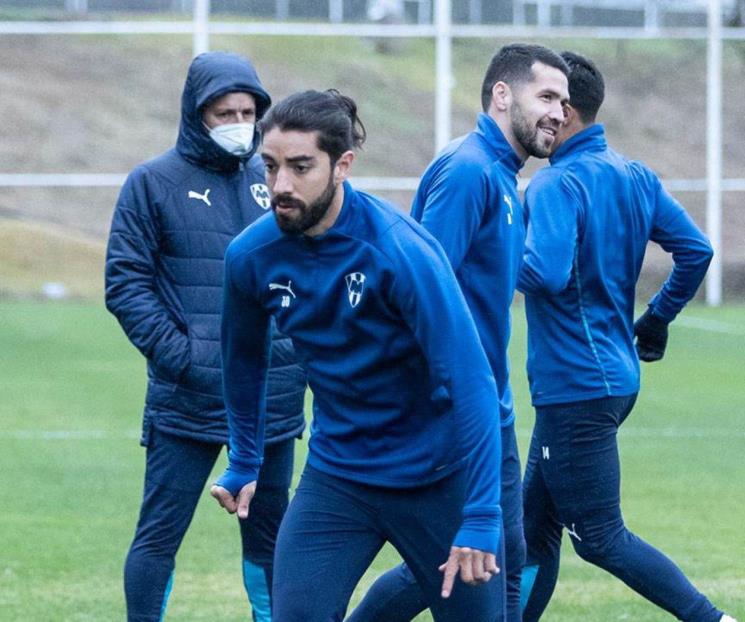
208;122;255;156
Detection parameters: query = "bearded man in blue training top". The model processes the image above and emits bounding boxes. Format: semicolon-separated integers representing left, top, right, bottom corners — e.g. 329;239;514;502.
210;89;507;621
517;51;737;622
348;43;569;622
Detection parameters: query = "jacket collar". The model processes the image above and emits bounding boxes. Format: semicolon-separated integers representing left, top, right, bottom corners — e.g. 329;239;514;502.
549;123;607;165
475;113;523;175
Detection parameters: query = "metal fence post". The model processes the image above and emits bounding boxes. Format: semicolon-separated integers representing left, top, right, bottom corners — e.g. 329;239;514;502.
276;0;290;21
469;0;482;24
706;0;723;305
645;0;659;31
329;0;344;23
434;0;452;153
514;0;526;25
537;0;551;26
65;0;88;12
193;0;210;56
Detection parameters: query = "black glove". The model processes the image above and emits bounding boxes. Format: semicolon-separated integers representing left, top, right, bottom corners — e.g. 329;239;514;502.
633;308;669;362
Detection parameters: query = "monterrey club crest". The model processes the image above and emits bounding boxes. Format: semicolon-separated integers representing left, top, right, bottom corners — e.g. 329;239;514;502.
345;272;366;308
250;183;271;210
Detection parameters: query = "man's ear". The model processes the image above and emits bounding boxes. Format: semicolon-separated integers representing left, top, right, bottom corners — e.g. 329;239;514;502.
491;81;511;112
562;104;577;127
333;150;355;184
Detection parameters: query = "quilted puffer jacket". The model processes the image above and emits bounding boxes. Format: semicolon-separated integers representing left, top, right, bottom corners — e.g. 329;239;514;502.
105;51;306;445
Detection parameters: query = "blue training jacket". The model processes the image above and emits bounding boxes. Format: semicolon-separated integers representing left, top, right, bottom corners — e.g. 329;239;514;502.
518;124;713;406
221;182;503;553
105;52;306;445
411;113;525;427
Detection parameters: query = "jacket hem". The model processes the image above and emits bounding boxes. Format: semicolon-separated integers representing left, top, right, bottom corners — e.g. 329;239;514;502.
306;453;467;490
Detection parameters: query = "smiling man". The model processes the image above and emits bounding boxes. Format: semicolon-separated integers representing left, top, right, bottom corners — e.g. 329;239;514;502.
348;43;569;622
211;89;506;621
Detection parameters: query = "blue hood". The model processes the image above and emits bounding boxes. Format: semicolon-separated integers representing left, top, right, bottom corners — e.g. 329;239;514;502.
176;51;271;173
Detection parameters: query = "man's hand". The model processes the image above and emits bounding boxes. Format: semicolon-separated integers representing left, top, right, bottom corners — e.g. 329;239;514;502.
438;546;500;599
633;307;669;362
210;481;257;519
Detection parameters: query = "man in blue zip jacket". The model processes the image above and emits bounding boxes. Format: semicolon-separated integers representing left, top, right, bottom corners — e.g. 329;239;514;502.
211;89;504;621
348;43;569;622
105;52;306;622
518;51;735;622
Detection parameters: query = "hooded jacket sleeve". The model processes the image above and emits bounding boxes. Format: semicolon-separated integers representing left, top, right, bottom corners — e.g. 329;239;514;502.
518;170;583;296
105;167;190;381
646;177;713;322
387;223;502;554
218;242;271;492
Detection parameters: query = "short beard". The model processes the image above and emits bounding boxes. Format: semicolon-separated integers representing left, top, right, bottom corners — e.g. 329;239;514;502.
510;100;552;158
272;173;337;235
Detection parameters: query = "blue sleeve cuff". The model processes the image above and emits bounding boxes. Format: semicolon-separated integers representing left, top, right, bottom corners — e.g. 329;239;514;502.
452;509;502;554
214;462;260;497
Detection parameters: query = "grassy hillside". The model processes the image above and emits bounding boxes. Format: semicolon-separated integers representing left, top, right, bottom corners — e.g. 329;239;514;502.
0;218;105;300
1;34;744;297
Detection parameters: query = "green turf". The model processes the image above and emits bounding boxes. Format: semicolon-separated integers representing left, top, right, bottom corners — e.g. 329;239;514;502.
0;301;743;620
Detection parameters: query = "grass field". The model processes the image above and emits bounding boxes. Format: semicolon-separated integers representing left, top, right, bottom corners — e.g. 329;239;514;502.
0;301;743;621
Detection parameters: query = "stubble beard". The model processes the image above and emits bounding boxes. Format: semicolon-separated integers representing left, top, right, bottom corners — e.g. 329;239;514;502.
272;173;337;235
510;100;554;159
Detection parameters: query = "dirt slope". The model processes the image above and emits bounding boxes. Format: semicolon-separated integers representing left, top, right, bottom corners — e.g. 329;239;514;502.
1;35;743;298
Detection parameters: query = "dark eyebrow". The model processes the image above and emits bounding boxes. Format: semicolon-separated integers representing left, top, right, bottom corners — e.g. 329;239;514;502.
540;87;569;105
286;155;315;164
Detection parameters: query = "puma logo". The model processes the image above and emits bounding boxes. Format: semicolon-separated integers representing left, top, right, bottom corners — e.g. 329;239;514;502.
188;188;211;206
269;281;296;298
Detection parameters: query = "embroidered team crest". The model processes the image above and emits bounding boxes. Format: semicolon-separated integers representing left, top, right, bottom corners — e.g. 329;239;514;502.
250;183;271;210
345;272;366;308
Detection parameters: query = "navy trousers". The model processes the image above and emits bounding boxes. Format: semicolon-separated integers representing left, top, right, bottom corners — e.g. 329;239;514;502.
346;422;524;622
521;394;722;622
272;464;503;622
123;427;294;621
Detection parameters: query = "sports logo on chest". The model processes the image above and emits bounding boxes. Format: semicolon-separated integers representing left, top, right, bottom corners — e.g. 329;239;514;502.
269;280;295;308
503;194;514;225
250;183;271;210
345;272;366;308
188;188;212;207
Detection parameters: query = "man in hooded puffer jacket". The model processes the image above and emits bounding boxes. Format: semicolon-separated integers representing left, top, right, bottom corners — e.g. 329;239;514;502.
105;51;306;622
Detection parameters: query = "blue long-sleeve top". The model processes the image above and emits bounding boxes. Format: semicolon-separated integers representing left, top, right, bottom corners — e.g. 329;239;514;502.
411;113;525;427
221;181;503;553
518;124;713;406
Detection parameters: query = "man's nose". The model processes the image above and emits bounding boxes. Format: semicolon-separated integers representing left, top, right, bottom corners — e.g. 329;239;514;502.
549;101;565;122
272;169;293;195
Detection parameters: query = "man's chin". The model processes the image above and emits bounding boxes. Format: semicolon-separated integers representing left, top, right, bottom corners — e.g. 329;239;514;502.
530;137;555;158
274;212;303;234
